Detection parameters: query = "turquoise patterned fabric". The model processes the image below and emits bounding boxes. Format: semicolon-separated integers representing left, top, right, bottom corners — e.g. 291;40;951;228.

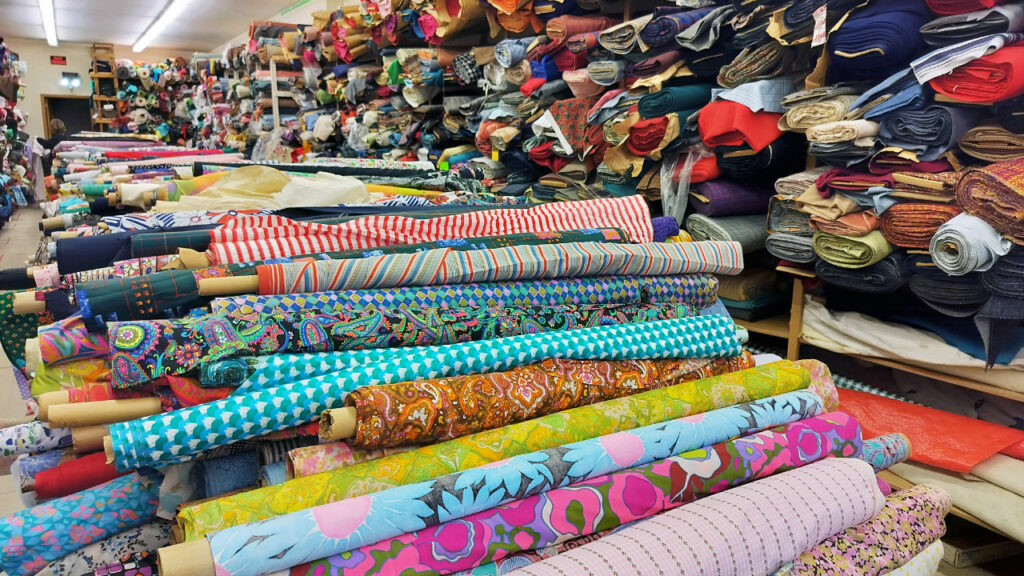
109;316;742;470
206;391;824;576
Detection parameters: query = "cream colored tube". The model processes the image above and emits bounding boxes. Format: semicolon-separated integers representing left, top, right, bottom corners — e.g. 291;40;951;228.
48;397;162;427
318;406;357;441
72;425;109;453
158;539;216;576
197;276;259;296
37;390;71;421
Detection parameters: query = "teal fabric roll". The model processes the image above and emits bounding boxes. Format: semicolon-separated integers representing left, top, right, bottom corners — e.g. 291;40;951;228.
638;84;714;118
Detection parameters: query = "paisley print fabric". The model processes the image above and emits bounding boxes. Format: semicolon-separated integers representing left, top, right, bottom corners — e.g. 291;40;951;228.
861;433;912;472
209;274;718;316
107;303;694;388
112;316;742;473
178;359;811;540
289;412;862;576
346;354;754;449
0;473;159;576
207;391;825;576
782;485;952;576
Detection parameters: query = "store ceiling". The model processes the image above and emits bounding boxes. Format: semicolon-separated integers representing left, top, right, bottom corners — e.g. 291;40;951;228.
0;0;302;51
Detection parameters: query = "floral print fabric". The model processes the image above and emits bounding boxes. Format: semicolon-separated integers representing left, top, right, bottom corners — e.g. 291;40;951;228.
346;354;753;449
207;391;825;576
783;485;952;576
289;412;862;576
107;303;693;388
177;356;806;540
0;472;159;576
36;521;171;576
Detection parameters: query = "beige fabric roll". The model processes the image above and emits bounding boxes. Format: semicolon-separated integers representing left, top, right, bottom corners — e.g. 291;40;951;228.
48;397;162;428
806;120;879;143
780;95;859;132
959;124;1024;162
795;186;860;220
776;167;829;196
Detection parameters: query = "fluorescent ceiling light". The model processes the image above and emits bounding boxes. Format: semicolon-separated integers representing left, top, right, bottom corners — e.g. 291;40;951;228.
38;0;58;47
133;0;195;53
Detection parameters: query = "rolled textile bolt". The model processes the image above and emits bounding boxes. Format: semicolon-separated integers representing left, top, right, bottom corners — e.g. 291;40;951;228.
72;425;109;453
197;276;259;296
177;248;211;269
37;390;71;421
105;192;119;205
13;291;45;314
158;539;217;576
24;338;41;375
39;216;69;231
319;406;357;441
48;397;163;428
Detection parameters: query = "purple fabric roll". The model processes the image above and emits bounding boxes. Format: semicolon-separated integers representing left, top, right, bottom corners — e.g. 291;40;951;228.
652;216;680;241
688;179;772;217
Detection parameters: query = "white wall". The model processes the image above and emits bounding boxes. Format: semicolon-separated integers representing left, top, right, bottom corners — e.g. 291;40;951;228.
8;37;190;137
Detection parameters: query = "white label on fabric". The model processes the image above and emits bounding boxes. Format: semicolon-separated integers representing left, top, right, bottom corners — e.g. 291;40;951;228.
812;5;828;47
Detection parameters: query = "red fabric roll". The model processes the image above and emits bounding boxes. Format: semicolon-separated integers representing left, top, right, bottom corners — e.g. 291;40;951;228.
627;116;670;156
553;48;588;72
674;154;721;183
837;388;1024;473
698;100;783;153
34;452;126;500
925;0;1004;15
528;141;571;172
930;42;1024;103
879;203;961;248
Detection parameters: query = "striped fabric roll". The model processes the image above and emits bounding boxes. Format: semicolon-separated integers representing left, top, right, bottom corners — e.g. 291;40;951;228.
255;241;745;294
207;196;654;265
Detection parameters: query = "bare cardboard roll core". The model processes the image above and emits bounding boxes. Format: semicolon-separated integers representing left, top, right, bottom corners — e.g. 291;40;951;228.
319;406;357;441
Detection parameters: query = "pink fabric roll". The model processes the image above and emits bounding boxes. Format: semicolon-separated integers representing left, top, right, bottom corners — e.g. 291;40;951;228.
515;458;884;576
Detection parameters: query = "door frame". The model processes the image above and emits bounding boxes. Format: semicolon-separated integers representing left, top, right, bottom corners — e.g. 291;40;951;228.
39;94;92;138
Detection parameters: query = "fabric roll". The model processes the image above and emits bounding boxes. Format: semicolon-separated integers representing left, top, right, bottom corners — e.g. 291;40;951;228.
510;458;884;576
930;41;1024;103
699;99;783;153
910;273;990;317
921;5;1024;46
806;120;880;143
598;15;654;54
813;231;895;268
779;94;859;132
717;41;792;88
766;232;816;263
640;7;715;47
929;213;1013;275
1;421;72;457
638;84;713;118
956;157;1024;243
254;242;744;295
860;433;912;472
926;0;1011;16
35;521;172;576
205;196;655;265
878;105;982;162
0;472;158;576
686;214;767;254
959;124;1024;162
112;316;742;472
288;413;862;576
688;179;770;217
816;253;909;294
715;136;804;180
259;462;287;487
777;169;829;195
715;268;777;301
586;60;625;85
191;450;259;500
344;355;754;449
782;485;951;576
675;5;734;51
108;304;689;388
494;37;537;67
178;360;817;539
768;195;814;236
14;450;64;492
287;442;408;479
810;211;879;237
205;391;826;576
795;187;861;221
828;0;932;80
879;204;962;249
976;245;1024;364
209;274;718;321
38;315;109;366
547;16;618;45
34;452;125;500
885;540;945;576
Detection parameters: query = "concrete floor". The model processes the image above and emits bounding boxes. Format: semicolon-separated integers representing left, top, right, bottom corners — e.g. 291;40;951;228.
0;204;1018;574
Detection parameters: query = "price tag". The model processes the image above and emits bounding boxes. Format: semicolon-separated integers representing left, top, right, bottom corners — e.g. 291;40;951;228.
438;161;450;171
491;149;500;161
812;5;828;47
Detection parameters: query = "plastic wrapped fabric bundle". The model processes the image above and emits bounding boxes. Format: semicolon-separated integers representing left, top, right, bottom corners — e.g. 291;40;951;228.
815;253;909;294
178;360;817;539
686;214;768;254
201;391;826;576
813;230;895;268
495;459;885;576
766;232;817;263
287;412;862;576
111;316;743;472
929;213;1013;275
955;157;1024;243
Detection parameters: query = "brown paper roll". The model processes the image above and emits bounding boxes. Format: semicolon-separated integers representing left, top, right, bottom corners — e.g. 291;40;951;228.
197;275;259;296
158;539;216;576
13;291;45;315
48;397;162;428
318;406;357;441
37;390;71;421
72;425;109;453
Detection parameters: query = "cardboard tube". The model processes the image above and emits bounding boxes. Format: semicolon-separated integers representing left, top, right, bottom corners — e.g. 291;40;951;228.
72;425;109;453
198;276;259;296
39;216;68;231
24;338;41;376
103;435;114;464
158;540;217;576
177;248;211;269
37;390;71;421
319;406;357;441
13;291;45;315
48;397;162;427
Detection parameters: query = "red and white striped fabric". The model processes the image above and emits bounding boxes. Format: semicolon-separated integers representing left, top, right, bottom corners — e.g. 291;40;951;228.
205;196;654;265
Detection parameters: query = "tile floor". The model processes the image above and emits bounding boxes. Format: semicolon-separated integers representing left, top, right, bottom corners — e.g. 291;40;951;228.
0;204;1018;575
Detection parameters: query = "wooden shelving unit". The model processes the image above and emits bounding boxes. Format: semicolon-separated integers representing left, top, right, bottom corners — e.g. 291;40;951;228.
89;43;119;131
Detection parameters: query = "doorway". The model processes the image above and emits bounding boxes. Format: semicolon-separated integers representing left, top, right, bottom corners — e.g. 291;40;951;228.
40;95;92;137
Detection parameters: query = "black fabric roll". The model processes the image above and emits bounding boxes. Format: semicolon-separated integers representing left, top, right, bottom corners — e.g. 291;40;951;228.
909;273;989;318
815;252;908;294
0;268;35;290
715;133;805;181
